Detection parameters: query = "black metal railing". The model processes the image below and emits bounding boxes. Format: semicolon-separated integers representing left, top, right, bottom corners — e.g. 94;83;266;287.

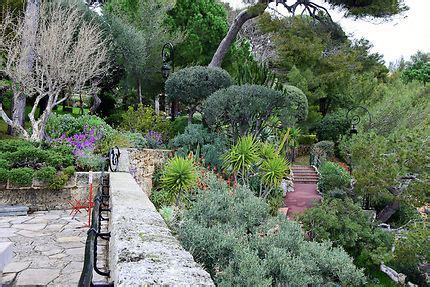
79;155;117;287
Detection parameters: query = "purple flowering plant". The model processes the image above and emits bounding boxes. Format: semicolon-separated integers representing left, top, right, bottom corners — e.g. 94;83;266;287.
145;130;163;148
48;125;104;157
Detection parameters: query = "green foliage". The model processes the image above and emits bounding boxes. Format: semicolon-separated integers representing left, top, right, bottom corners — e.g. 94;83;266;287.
171;124;227;168
324;0;408;18
178;183;365;286
75;154;105;171
340;128;430;210
259;15;387;118
203;84;306;138
63;166;76;177
318;161;351;194
0;168;8;183
282;85;308;122
161;157;198;205
390;222;430;286
260;155;288;193
298;198;393;270
120;105;171;138
166;0;228;66
8;168;34;186
223;135;259;182
124;132;147;148
298;134;318;145
313;140;335;158
314;110;350;142
46;114;114;139
165;66;233;118
34;167;57;183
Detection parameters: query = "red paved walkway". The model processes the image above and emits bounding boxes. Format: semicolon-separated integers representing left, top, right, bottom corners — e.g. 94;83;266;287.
283;166;321;217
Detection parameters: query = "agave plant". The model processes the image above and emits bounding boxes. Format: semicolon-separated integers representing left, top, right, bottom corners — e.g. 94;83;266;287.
161;157;198;205
260;155;289;198
223;135;259;184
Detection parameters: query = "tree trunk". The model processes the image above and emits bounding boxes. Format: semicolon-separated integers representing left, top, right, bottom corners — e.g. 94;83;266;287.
187;107;194;124
138;79;143;104
209;3;267;67
90;93;101;115
10;0;40;135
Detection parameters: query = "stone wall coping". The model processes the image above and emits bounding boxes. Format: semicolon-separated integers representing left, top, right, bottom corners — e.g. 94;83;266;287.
1;171;108;190
109;172;214;286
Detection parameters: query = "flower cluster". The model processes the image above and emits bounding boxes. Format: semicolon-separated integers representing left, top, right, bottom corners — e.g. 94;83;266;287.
144;130;163;148
48;125;103;157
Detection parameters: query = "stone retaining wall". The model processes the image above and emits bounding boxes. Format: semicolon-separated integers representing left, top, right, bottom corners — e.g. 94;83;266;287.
128;148;171;195
0;172;107;210
109;172;214;286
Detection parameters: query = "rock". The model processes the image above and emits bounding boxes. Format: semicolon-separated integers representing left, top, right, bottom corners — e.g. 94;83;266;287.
0;228;17;238
15;268;60;285
56;236;81;243
3;261;30;273
2;272;16;285
13;223;47;231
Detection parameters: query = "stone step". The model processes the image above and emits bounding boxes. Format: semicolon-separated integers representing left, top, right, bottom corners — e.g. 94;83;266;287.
0;205;29;217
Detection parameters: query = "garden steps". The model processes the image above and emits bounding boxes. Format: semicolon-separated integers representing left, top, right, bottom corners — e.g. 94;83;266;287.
283;165;321;217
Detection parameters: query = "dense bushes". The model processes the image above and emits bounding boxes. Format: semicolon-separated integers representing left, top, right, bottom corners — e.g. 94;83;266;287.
313;140;335;158
171;124;227;167
203;84;302;138
314;110;350;142
0;139;75;188
299;198;393;270
178;181;365;286
318;161;351;194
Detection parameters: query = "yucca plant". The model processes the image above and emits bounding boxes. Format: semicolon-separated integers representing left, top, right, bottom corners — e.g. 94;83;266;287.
259;142;277;161
161;157;198;206
223;135;259;184
260;155;289;198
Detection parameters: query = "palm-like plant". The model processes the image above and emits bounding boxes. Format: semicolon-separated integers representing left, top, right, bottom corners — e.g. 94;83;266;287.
223;135;259;184
260;155;289;198
161;157;198;205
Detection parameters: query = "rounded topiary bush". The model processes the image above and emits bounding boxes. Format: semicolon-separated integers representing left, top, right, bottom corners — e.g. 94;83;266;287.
282;85;308;122
165;66;233;119
313;140;335;158
314;110;350;142
0;168;8;183
318;161;351;194
203;84;291;137
8;168;34;186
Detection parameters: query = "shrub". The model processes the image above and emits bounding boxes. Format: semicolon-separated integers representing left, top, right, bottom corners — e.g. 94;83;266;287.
0;168;8;183
314;110;350;142
0;159;10;169
120;105;170;138
170;115;202;137
144;130;164;149
48;172;70;190
318;161;351;193
161;157;198;205
124;132;147;148
313;140;335;158
223;135;259;182
63;166;76;177
298;198;393;270
46;113;80;138
282;84;309;122
203;84;305;138
298;134;317;145
34;166;56;183
75;153;105;171
8;168;34;186
178;183;365;286
165;66;233;120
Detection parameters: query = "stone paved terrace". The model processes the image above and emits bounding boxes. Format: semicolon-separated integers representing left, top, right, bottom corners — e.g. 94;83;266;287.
0;209;106;286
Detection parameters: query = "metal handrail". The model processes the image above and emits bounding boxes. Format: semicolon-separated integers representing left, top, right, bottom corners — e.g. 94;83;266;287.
78;156;115;287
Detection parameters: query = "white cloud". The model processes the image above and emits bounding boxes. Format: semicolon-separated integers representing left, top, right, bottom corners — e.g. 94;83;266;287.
221;0;430;64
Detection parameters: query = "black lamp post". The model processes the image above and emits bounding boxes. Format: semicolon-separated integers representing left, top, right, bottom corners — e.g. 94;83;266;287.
161;42;175;120
346;105;372;208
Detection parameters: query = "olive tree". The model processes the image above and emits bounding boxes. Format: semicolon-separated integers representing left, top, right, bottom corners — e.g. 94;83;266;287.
165;66;232;123
202;84;307;138
0;2;109;141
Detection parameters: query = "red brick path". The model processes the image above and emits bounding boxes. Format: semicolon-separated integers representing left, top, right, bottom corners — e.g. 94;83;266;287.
283;166;321;217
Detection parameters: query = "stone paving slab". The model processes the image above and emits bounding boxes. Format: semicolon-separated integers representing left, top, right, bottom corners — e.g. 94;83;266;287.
0;210;90;286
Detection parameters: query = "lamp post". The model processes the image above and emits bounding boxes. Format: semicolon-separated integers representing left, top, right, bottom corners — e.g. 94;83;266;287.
161;43;176;120
346;105;372;208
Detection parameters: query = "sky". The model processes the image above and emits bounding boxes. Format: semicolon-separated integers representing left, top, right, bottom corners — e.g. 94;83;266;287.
221;0;430;65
